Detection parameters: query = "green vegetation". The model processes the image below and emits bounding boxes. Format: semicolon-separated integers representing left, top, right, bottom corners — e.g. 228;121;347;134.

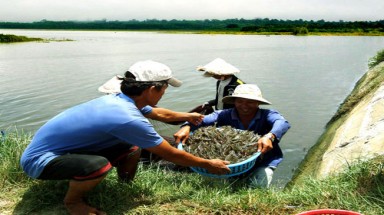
369;49;384;68
293;27;309;35
1;129;383;214
0;33;43;43
0;33;74;43
1;18;384;35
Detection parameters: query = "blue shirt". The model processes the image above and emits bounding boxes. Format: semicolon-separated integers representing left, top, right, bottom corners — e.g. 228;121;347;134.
20;93;163;178
189;108;290;168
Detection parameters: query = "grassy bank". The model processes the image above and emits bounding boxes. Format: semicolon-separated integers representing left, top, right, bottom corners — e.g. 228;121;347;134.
170;30;384;36
62;29;384;36
0;34;43;43
1;130;383;214
0;33;73;43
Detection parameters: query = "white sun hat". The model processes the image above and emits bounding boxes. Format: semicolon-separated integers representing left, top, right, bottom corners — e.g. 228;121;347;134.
129;60;182;87
98;75;123;94
197;58;240;76
222;84;272;105
98;60;182;94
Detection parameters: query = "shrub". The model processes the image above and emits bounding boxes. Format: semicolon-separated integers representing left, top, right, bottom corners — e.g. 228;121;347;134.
0;34;42;43
293;27;309;35
369;49;384;68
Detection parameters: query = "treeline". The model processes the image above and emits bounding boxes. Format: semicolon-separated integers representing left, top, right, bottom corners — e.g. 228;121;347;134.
1;18;384;34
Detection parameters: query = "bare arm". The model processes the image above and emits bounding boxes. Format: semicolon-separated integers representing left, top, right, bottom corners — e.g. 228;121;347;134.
145;107;203;125
146;139;230;174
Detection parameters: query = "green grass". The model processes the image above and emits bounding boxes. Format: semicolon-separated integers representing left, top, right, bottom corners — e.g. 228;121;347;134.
0;34;43;43
369;49;384;69
1;129;383;214
0;33;74;43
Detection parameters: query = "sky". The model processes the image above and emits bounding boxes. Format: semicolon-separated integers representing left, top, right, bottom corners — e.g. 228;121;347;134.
0;0;383;22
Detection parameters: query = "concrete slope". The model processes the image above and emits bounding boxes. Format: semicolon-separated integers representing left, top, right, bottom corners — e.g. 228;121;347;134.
290;61;384;185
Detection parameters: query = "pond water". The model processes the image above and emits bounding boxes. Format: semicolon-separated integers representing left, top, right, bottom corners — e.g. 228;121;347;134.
1;29;384;187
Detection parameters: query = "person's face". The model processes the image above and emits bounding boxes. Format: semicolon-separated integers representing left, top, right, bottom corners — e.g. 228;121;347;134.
234;98;259;116
148;84;168;107
212;75;230;81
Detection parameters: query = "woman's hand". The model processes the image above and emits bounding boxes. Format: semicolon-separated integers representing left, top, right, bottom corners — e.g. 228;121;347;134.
257;133;275;154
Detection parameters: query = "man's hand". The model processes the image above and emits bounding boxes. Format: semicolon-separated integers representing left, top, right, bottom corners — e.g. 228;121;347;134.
186;112;204;126
173;126;191;144
257;133;275;154
205;159;231;175
146;140;230;175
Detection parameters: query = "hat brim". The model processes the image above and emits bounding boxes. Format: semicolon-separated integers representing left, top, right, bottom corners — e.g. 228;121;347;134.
167;77;182;87
98;76;122;94
203;72;214;77
222;95;272;105
99;75;182;93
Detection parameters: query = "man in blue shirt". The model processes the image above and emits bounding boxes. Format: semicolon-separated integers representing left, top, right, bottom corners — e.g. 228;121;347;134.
21;60;230;215
174;84;290;188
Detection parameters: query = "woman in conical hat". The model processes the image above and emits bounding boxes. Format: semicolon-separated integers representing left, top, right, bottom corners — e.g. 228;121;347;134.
197;58;245;112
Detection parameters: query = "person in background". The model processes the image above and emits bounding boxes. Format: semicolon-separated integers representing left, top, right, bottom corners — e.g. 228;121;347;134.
20;60;230;215
196;58;245;113
174;84;290;188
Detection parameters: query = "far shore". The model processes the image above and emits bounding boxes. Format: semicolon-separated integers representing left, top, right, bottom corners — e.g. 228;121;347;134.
160;30;384;36
1;29;384;44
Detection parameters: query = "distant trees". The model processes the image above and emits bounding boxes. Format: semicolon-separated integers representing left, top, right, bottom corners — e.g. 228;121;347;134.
0;18;383;35
226;24;239;29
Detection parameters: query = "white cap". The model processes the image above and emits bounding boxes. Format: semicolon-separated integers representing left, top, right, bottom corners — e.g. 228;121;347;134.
129;60;182;87
222;84;271;105
197;58;240;76
97;60;182;94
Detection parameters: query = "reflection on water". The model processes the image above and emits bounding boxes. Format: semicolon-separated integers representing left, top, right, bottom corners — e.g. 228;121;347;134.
1;29;384;187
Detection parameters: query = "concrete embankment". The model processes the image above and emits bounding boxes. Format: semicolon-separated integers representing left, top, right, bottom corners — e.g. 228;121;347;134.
290;61;384;185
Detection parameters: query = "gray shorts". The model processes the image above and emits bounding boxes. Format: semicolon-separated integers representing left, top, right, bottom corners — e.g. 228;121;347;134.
38;143;140;181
